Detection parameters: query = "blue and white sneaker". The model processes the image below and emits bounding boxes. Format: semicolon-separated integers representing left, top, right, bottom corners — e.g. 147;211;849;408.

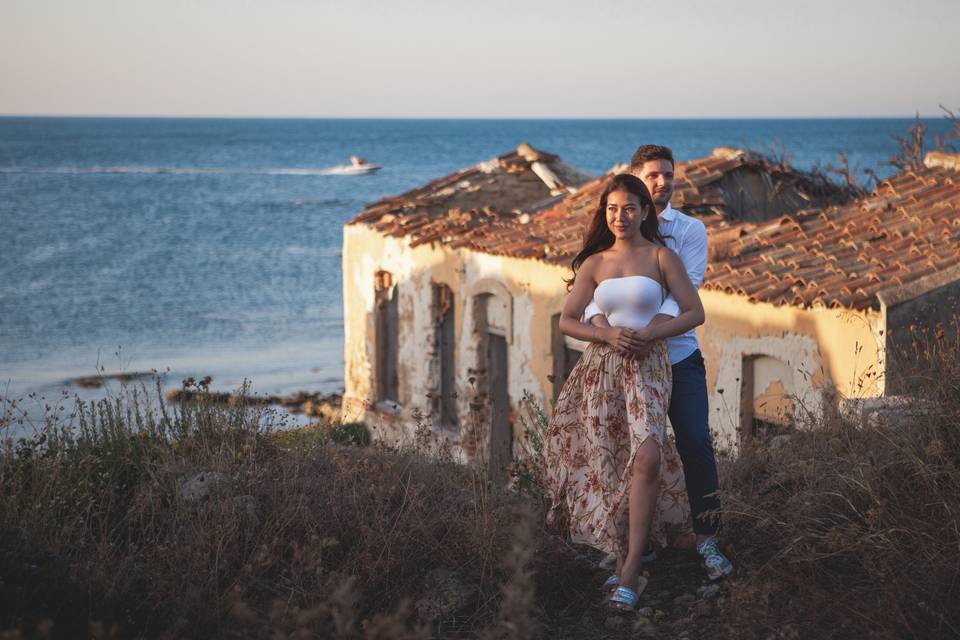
697;537;733;580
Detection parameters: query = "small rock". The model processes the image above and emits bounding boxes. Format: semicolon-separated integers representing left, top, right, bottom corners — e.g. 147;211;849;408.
180;471;231;503
839;395;938;430
598;553;617;570
414;569;477;621
604;615;625;630
653;609;667;622
673;593;696;609
694;600;712;617
636;606;654;618
633;616;657;637
697;584;722;600
232;495;260;527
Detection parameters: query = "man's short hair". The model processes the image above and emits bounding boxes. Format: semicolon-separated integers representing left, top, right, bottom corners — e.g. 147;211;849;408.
630;144;674;170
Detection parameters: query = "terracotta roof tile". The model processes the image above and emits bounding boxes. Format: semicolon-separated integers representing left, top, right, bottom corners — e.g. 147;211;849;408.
348;143;593;240
701;164;960;310
351;145;960;312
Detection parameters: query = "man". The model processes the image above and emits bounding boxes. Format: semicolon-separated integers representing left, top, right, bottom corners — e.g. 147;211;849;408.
585;144;733;580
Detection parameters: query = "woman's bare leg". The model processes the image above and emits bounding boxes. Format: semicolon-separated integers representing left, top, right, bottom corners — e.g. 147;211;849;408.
618;437;660;591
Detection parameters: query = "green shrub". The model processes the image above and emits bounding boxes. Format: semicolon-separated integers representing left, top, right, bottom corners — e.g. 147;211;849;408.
329;421;371;447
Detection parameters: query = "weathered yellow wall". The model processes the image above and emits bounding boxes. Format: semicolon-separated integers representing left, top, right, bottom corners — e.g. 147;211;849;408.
342;224;468;440
343;223;885;454
697;290;884;447
342;223;570;455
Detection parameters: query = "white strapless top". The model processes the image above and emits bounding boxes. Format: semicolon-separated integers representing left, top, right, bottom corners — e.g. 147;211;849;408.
593;275;665;330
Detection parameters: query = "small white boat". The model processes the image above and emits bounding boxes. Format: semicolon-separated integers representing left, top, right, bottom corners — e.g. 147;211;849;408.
326;156;381;175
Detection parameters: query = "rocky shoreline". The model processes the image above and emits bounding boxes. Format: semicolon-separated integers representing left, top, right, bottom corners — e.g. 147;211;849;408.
64;371;342;422
166;387;342;423
66;371;155;388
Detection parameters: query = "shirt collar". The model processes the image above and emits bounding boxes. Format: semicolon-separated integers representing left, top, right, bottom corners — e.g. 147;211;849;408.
659;203;678;222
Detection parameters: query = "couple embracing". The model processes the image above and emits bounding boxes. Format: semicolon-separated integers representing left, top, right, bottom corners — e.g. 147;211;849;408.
543;145;733;611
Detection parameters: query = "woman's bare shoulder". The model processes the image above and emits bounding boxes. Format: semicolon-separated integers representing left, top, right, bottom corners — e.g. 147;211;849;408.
580;252;606;273
657;246;683;267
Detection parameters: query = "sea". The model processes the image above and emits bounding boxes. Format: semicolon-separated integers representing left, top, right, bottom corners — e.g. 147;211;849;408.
0;117;953;429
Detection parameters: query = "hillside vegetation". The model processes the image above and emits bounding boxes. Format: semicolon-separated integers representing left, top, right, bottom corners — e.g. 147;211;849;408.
2;330;958;639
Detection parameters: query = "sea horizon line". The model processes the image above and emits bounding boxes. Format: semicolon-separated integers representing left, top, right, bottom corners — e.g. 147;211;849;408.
0;113;949;121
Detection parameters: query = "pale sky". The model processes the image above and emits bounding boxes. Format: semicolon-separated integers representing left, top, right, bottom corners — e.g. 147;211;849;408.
1;0;958;118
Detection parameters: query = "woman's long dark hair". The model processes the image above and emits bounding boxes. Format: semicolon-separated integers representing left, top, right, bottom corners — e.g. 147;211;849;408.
566;173;666;289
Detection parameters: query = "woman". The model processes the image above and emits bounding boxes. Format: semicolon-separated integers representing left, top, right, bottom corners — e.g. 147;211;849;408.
543;173;704;610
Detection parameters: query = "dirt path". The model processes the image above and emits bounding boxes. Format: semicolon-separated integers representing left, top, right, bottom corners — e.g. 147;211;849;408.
540;547;731;639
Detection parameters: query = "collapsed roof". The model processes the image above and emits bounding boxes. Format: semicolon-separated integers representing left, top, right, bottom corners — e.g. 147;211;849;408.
349;145;960;311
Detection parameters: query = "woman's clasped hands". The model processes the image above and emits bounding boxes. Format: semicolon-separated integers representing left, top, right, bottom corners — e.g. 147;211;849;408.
600;326;655;357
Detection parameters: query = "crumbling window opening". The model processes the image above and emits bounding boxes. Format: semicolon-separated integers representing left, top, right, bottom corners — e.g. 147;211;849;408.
473;292;513;484
740;354;796;441
435;284;453;323
432;283;457;428
486;332;511;485
375;270;399;404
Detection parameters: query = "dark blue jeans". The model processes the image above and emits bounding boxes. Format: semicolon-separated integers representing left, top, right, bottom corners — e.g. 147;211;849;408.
669;350;721;535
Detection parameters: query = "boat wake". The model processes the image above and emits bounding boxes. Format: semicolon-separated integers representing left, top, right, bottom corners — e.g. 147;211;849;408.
0;165;372;177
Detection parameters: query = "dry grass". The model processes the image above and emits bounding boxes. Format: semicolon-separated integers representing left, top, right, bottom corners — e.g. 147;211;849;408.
2;331;959;639
714;326;960;640
0;379;555;639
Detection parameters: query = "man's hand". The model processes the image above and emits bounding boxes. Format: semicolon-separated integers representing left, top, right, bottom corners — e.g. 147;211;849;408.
628;315;672;358
646;314;673;329
629;327;654;358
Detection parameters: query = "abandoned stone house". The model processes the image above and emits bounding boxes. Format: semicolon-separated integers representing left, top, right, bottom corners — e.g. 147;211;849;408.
341;144;960;477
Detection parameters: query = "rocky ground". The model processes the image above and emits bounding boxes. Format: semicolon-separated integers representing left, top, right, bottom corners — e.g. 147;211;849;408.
538;546;736;640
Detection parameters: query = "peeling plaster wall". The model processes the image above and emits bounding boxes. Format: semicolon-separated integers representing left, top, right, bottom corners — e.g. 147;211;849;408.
706;333;822;448
344;224;886;458
342;224;569;459
750;356;796;423
697;290;884;448
342;224;457;435
342;224;377;421
460;251;561;416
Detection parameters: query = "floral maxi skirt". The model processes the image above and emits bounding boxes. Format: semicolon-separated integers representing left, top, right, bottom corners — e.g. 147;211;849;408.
543;341;692;557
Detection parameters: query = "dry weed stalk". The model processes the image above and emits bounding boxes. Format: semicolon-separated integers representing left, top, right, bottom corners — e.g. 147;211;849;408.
889;113;928;172
4;328;959;638
717;325;960;639
480;505;539;640
0;377;527;638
